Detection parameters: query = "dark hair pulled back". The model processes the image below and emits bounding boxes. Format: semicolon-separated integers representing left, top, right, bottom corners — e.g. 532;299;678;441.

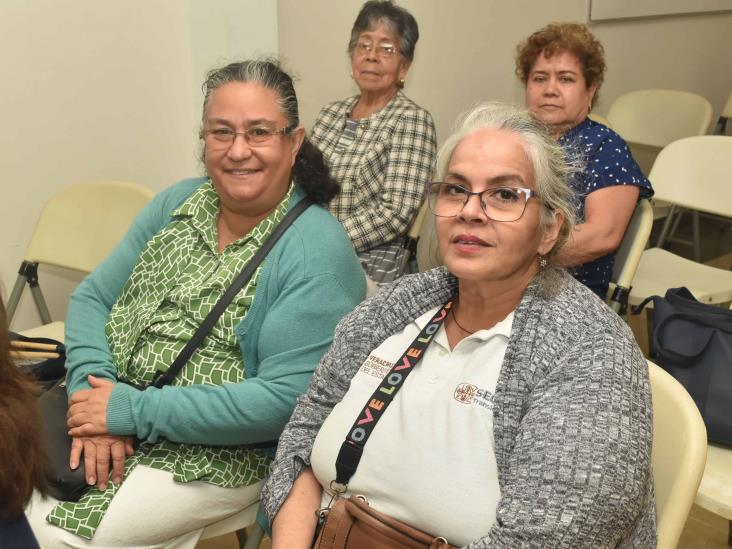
201;59;339;205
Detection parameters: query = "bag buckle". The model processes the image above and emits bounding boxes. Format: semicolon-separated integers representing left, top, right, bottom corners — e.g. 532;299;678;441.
151;370;167;388
315;480;347;519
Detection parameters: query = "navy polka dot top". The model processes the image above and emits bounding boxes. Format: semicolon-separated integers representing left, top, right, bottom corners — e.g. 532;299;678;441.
558;118;653;298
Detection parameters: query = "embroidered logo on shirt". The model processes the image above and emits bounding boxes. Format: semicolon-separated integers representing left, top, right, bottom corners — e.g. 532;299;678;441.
454;383;477;403
454;383;495;410
358;353;393;379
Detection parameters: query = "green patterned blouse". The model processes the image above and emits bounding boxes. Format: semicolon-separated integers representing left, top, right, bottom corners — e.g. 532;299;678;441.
48;181;293;539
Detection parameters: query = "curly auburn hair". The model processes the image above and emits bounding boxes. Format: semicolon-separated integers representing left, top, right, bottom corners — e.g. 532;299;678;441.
515;23;606;108
0;298;47;520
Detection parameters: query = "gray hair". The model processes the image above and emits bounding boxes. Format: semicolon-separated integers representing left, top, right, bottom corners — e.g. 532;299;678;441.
201;59;300;128
435;102;578;259
347;1;419;62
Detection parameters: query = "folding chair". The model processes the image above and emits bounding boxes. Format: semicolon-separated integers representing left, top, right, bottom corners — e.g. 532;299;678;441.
629;136;732;307
607;89;713;149
607;199;653;315
6;181;153;330
648;360;707;549
415;202;440;273
397;200;429;275
606;89;714;258
587;112;612;128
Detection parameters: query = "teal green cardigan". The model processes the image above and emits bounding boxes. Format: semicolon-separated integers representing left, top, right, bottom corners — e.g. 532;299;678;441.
64;177;365;447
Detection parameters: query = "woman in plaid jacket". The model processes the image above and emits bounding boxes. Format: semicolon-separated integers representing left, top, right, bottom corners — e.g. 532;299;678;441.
311;1;437;284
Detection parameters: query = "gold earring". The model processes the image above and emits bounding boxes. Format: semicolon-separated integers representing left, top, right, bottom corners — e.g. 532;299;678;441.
399;77;405;87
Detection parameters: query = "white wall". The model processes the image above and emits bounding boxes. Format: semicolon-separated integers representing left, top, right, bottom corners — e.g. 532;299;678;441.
1;0;278;330
278;0;732;142
187;0;278;123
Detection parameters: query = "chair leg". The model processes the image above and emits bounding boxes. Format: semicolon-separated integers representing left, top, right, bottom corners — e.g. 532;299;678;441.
692;210;701;262
236;523;264;549
29;284;53;325
235;528;248;548
656;205;678;248
6;261;53;325
716;116;728;135
6;273;28;323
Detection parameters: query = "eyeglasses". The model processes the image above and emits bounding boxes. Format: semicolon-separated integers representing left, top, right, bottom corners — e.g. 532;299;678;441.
201;125;293;148
354;40;398;58
426;182;536;222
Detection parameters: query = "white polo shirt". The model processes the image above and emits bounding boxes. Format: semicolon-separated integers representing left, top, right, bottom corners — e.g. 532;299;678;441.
311;305;513;546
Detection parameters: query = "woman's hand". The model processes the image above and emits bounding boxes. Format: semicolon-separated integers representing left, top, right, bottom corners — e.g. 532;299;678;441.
69;434;134;491
67;375;115;437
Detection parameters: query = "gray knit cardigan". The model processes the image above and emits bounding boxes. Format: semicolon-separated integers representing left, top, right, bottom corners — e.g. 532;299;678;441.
261;267;656;548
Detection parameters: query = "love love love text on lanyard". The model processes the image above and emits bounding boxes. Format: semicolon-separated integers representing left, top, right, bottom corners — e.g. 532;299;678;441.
334;298;455;486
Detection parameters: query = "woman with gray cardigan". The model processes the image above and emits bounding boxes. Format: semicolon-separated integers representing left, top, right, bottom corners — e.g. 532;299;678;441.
261;103;655;548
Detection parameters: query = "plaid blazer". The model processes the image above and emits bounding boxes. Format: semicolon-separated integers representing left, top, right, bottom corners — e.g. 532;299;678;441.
311;91;436;253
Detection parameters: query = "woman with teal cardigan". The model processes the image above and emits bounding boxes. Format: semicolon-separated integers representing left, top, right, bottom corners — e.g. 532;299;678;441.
27;60;365;548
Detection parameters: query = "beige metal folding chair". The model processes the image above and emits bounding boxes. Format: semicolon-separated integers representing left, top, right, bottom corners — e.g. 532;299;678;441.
607;199;653;315
6;181;154;329
607;89;714;259
397;200;429;275
415;203;440;273
587;112;612;128
629;136;732;307
607;89;713;149
648;360;708;549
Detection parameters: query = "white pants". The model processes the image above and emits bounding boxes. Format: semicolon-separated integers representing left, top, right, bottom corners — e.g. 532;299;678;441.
26;464;263;549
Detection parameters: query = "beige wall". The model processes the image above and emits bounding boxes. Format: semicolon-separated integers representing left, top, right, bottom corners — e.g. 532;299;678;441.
278;0;732;143
3;1;730;330
1;0;278;330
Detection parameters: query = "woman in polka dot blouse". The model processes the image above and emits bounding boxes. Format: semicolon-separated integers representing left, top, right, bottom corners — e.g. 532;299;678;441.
516;23;653;298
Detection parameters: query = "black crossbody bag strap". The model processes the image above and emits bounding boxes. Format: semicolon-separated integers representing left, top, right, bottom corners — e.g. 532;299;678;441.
334;297;454;486
145;198;313;389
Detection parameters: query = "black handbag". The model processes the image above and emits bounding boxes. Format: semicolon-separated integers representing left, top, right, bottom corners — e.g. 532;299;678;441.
634;286;732;446
39;199;312;501
11;332;66;390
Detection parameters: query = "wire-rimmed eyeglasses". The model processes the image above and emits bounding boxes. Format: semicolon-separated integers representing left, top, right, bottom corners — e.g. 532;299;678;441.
426;182;536;222
201;125;294;148
354;40;399;58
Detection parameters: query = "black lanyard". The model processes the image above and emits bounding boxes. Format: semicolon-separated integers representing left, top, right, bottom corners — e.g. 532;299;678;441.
334;297;455;487
119;198;313;391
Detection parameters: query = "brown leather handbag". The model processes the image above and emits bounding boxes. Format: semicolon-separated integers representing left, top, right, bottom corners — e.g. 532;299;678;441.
313;495;456;549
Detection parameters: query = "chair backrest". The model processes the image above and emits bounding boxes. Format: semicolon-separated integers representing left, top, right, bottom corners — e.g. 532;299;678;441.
611;199;653;290
587;112;612;128
607;89;713;148
648;135;732;218
406;200;429;242
415;206;441;272
648;360;707;549
25;181;154;273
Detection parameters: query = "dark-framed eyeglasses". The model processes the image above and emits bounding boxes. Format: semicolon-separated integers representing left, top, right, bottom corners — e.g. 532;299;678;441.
201;125;294;148
426;182;536;222
354;39;398;58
